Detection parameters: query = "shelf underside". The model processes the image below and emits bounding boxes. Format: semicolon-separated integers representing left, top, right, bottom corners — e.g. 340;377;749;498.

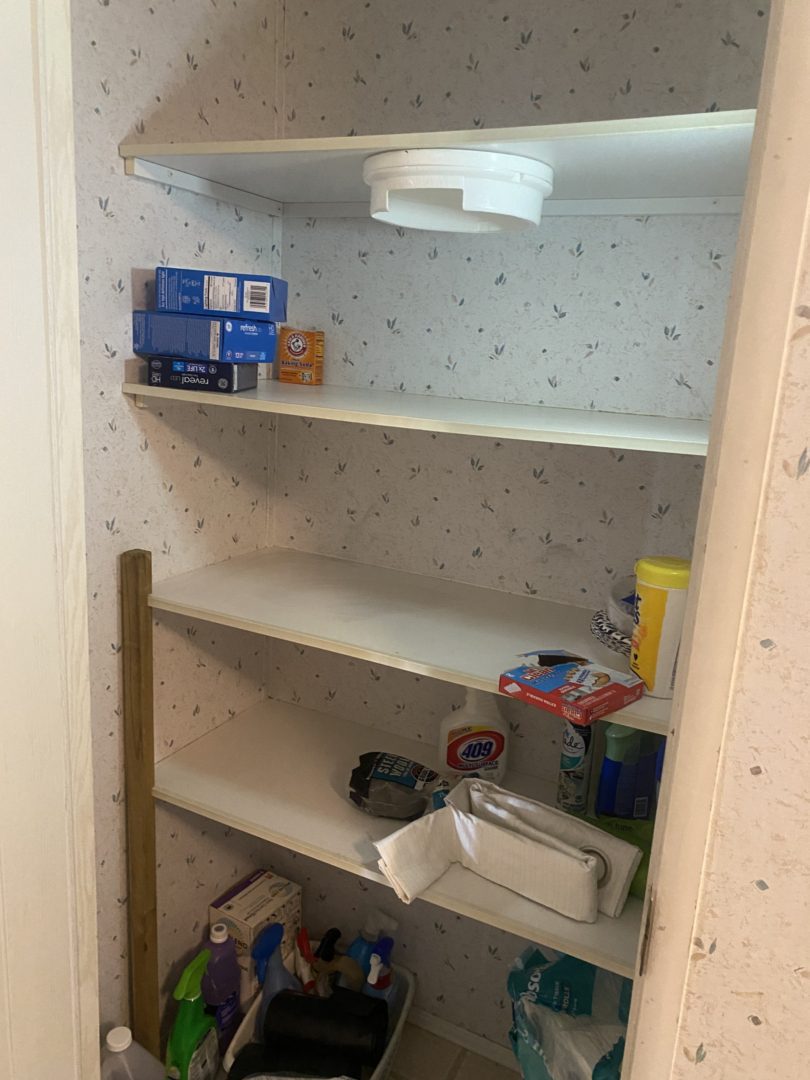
149;548;671;737
120;110;754;217
124;381;709;456
154;700;642;976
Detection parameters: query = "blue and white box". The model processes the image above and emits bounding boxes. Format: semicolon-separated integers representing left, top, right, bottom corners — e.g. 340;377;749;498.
133;311;278;363
155;266;287;323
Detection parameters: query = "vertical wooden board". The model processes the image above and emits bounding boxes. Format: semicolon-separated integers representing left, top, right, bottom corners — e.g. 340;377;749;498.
120;549;160;1056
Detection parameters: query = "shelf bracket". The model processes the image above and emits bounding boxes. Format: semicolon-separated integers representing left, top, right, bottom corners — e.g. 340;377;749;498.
124;157;283;218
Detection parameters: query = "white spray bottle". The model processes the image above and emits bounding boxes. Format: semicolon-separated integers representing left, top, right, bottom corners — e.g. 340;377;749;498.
438;688;509;785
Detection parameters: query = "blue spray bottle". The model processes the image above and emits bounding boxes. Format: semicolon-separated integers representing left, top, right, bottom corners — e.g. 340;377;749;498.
251;923;301;1040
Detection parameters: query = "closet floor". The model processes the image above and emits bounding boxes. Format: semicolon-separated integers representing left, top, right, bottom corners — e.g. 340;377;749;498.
391;1025;518;1079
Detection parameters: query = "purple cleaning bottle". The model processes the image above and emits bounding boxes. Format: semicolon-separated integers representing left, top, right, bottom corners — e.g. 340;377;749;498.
201;922;242;1054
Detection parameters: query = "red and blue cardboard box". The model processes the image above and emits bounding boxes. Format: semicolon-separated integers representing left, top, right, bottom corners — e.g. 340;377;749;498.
499;649;644;725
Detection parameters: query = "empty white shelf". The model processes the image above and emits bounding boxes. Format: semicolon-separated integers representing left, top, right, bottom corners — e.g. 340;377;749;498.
154;700;642;976
123;381;709;455
149;548;671;736
120;110;753;218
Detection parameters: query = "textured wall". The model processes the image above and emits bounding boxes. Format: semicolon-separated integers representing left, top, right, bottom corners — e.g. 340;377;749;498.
278;0;767;136
71;0;282;1027
73;0;769;1047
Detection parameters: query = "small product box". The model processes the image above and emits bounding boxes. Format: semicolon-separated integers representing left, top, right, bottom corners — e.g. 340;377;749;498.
210;869;302;1004
133;310;277;363
277;327;324;385
146;357;258;394
155;265;288;323
499;649;644;726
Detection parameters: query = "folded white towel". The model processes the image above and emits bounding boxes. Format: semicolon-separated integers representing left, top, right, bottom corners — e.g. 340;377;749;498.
448;780;642;919
375;779;641;923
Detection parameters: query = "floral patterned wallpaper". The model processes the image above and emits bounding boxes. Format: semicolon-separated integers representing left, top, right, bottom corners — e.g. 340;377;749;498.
71;0;282;1028
278;0;768;137
72;0;768;1050
283;214;738;419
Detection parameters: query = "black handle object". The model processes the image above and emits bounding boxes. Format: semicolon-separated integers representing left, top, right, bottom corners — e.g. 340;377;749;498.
314;927;342;962
263;988;388;1066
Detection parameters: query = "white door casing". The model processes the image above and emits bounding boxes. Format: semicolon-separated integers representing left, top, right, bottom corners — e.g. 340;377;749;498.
0;0;100;1078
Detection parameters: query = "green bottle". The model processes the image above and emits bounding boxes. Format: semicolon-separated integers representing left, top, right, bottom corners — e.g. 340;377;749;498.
166;950;219;1080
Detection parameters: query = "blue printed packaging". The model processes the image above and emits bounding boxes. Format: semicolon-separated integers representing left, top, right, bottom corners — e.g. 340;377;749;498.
155;266;287;322
133;311;277;363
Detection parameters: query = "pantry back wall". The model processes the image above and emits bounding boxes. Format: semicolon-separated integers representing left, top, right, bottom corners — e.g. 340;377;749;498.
74;0;768;1037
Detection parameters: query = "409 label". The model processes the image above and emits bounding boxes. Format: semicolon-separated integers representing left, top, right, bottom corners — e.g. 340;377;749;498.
447;727;506;772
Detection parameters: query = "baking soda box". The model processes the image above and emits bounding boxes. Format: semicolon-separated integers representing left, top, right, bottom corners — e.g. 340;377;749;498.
277;327;324;384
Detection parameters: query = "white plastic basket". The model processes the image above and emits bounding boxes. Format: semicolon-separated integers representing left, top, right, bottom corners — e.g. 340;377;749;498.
223;963;416;1080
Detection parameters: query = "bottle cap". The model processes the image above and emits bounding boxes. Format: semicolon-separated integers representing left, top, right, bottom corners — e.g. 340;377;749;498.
210;922;229;944
105;1026;133;1053
635;556;691;589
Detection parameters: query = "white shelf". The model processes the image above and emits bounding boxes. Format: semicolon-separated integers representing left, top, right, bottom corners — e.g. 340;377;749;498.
124;381;708;455
149;548;671;737
154;700;642;976
120;110;754;218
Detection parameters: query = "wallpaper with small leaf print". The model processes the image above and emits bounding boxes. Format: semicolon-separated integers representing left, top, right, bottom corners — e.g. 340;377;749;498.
72;0;768;1048
72;0;283;1030
278;0;768;137
283;214;738;418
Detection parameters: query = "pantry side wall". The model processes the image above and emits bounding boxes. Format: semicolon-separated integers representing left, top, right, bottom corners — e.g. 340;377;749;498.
71;0;285;1030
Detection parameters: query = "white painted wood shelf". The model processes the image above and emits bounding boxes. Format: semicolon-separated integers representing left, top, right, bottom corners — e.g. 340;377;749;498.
120;109;753;218
123;381;709;455
154;700;642;976
149;547;671;736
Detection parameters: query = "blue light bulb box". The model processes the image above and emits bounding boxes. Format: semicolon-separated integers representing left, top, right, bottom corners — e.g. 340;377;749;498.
155;266;287;323
133;310;277;363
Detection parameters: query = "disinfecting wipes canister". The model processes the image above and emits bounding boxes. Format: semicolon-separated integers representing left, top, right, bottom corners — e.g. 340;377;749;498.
631;556;691;699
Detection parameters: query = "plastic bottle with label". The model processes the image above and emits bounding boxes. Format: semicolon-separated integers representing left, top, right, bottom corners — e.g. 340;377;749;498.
556;720;593;814
201;922;242;1054
166;950;220;1080
630;556;691;699
439;688;509;784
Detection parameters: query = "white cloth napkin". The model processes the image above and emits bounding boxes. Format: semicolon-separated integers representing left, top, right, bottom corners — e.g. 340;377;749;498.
375;779;641;923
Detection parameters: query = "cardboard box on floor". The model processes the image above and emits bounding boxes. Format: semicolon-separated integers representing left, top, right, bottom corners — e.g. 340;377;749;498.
210;869;301;1004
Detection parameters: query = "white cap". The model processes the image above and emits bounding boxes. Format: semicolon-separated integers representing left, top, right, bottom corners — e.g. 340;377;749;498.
210;922;229;944
105;1026;132;1053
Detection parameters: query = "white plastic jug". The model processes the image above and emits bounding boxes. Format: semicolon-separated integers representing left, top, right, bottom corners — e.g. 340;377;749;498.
101;1026;165;1080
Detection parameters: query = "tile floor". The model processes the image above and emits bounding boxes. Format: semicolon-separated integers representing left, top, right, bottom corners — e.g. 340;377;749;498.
390;1025;518;1080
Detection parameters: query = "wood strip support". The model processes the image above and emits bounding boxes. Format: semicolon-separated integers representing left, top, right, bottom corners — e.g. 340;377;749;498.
120;549;160;1056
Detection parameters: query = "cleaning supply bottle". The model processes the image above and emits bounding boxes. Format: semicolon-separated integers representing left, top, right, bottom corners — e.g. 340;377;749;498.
556;720;593;814
166;950;219;1080
252;922;301;1039
101;1026;164;1080
596;725;662;820
631;556;691;698
341;911;399;984
201;922;242;1054
439;688;509;784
